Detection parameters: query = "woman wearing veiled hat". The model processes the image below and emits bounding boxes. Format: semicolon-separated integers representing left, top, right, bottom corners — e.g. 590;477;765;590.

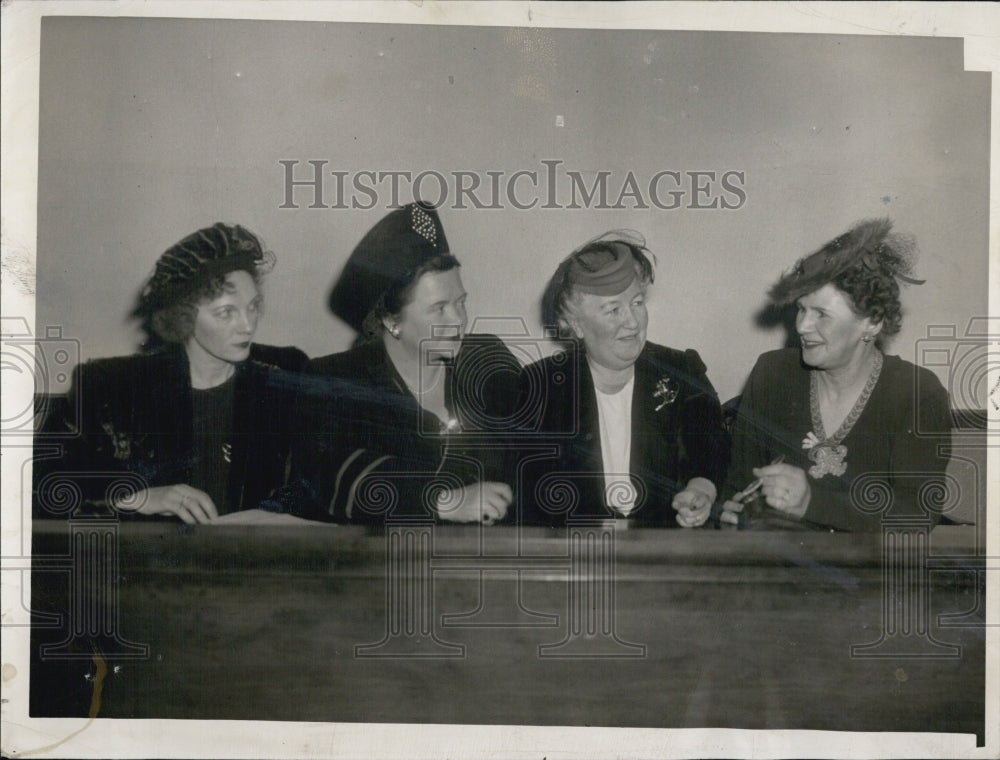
287;201;520;524
37;223;306;523
719;219;952;531
514;232;729;528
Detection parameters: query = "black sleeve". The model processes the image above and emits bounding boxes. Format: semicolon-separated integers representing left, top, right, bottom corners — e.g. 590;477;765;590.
677;348;730;491
275;374;440;524
33;361;145;518
721;356;771;502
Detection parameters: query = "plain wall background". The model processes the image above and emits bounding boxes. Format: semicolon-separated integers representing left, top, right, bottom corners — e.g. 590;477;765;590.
35;18;991;402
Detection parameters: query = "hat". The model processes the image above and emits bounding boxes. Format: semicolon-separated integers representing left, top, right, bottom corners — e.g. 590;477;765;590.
769;218;922;305
541;231;655;329
329;201;451;332
566;241;640;296
139;223;273;312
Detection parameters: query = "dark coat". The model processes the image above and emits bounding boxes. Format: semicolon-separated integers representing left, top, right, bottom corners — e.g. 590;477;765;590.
33;343;306;518
282;335;520;523
723;348;952;531
514;341;729;527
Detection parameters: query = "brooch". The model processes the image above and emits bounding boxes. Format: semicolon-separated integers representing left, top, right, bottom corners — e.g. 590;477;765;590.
653;377;679;411
102;422;132;461
802;432;847;478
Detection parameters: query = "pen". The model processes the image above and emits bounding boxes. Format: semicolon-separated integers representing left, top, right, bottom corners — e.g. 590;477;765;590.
733;455;786;503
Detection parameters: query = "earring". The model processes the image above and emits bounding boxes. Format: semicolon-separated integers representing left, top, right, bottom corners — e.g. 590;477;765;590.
862;334;872;344
389;325;401;339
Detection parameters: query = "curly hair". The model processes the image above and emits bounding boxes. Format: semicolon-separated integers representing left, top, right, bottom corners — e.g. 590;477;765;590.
831;254;906;339
148;265;264;344
134;223;273;349
542;232;655;335
359;254;461;341
769;218;920;345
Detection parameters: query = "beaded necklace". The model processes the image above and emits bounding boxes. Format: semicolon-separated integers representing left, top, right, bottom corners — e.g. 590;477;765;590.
803;351;883;479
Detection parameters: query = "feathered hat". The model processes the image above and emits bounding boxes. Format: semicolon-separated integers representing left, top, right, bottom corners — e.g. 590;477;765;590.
769;218;922;305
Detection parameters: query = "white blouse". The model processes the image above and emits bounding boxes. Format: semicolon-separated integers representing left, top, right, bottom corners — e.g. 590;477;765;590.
593;374;637;515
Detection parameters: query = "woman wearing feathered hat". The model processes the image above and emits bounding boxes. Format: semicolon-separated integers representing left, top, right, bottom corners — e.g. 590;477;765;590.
719;218;951;531
514;231;729;528
289;201;520;524
37;223;306;523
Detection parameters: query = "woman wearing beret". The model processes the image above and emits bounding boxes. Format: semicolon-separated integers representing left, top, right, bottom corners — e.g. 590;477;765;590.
288;201;520;524
720;219;951;531
514;233;729;528
37;223;306;523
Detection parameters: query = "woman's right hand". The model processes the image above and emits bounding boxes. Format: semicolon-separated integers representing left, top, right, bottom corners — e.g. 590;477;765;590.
116;485;219;524
435;482;512;524
753;463;810;517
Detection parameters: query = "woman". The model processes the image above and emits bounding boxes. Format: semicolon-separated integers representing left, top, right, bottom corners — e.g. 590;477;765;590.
36;223;306;523
515;232;729;528
720;218;951;531
287;201;519;524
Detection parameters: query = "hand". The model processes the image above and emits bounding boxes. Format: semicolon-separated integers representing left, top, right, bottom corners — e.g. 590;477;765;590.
752;463;810;518
435;481;513;524
719;499;743;527
671;477;715;528
115;484;219;524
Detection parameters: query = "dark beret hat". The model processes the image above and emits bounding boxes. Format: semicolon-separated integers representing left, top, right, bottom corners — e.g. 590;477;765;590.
139;222;273;312
329;201;451;332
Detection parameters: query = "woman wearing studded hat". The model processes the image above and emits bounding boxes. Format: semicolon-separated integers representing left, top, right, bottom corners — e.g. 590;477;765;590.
287;201;520;524
37;223;306;523
514;232;729;528
719;218;951;531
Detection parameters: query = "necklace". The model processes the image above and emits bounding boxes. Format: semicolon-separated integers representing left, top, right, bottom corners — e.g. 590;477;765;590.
804;351;883;479
394;366;458;435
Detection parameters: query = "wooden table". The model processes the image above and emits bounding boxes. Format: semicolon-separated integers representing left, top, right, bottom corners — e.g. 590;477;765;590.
29;519;985;741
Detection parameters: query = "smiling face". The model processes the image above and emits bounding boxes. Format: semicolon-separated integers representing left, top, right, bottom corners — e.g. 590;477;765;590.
185;270;262;366
389;267;468;362
796;282;880;371
564;277;648;372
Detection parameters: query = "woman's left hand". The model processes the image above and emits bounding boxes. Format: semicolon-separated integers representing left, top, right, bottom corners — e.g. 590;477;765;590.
751;463;811;517
671;477;716;528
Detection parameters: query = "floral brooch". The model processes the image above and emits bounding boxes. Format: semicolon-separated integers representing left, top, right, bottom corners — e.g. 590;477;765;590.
653;377;679;411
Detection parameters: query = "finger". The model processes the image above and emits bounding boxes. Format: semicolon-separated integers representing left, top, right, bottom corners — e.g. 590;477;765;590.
482;490;503;512
719;510;738;525
184;499;214;523
755;464;791;480
177;495;213;524
187;490;219;522
680;506;704;526
722;499;744;514
765;490;788;511
483;501;507;523
691;499;711;515
493;483;513;503
688;511;709;527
